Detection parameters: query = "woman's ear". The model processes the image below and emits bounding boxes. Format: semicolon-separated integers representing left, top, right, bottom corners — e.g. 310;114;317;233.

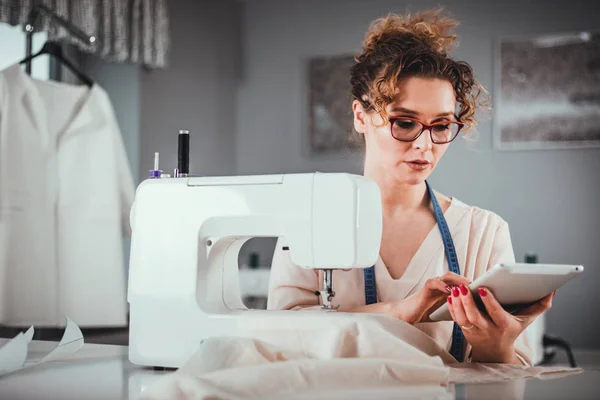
352;100;368;135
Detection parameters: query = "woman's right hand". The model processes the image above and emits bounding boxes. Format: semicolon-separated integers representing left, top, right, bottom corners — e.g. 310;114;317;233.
390;272;471;324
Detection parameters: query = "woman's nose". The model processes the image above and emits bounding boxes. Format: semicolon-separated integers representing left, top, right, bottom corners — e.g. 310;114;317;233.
412;128;433;150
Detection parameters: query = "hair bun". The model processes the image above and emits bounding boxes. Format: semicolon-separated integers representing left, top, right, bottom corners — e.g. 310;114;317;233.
361;9;459;57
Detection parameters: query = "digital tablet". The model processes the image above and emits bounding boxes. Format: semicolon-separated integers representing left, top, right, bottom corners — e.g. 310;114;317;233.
429;263;583;322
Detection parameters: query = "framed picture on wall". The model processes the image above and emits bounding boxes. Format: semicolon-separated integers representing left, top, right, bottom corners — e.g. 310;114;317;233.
493;30;600;150
307;54;362;154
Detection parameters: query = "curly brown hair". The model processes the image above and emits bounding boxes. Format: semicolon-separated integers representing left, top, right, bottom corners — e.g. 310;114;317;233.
350;8;489;144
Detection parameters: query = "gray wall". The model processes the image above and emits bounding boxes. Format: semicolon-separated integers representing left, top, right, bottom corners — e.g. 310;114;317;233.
82;56;141;182
139;0;240;182
81;55;141;281
237;0;600;348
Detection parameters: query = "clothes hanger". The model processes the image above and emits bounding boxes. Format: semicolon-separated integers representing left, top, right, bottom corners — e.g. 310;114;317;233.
19;40;94;87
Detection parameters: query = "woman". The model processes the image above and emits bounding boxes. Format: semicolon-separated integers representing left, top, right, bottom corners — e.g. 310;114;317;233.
267;9;553;365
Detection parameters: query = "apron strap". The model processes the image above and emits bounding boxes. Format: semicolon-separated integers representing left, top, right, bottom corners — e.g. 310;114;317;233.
426;181;465;362
364;265;377;305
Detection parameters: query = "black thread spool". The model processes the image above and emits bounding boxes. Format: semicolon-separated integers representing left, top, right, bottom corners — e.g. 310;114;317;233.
178;129;190;176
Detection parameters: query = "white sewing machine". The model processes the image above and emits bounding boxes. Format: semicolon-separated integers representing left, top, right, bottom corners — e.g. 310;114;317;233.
127;172;383;368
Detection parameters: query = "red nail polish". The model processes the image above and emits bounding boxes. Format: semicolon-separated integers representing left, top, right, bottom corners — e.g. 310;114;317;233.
445;285;451;292
460;284;468;296
478;288;487;297
452;287;459;297
448;296;453;305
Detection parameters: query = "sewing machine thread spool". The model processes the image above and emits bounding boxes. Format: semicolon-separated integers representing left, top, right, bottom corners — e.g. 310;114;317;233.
178;129;190;177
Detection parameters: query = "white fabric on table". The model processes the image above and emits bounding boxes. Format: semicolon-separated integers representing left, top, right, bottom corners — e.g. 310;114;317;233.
137;314;581;400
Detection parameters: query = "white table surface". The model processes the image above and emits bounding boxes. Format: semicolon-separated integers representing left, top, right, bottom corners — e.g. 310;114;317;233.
0;339;599;400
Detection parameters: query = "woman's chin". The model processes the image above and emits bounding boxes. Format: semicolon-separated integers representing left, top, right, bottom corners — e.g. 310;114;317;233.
393;174;428;186
397;165;433;184
407;176;428;185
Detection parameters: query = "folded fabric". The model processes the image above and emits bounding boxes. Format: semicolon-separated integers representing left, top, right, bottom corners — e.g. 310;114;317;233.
141;357;451;400
449;362;583;384
231;311;457;363
137;313;581;400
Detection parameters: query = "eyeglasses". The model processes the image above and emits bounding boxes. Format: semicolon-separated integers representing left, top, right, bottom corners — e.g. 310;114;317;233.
389;117;464;144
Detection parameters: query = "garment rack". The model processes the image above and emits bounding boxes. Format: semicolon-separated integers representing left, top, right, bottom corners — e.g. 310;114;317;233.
24;4;96;75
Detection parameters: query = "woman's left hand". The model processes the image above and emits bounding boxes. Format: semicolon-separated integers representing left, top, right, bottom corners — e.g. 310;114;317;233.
447;284;555;364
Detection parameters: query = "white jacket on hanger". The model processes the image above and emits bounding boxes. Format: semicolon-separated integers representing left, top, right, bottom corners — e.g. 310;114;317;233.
0;64;135;328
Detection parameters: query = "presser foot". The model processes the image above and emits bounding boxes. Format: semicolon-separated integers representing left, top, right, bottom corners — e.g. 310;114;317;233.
320;269;340;310
319;290;340;310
